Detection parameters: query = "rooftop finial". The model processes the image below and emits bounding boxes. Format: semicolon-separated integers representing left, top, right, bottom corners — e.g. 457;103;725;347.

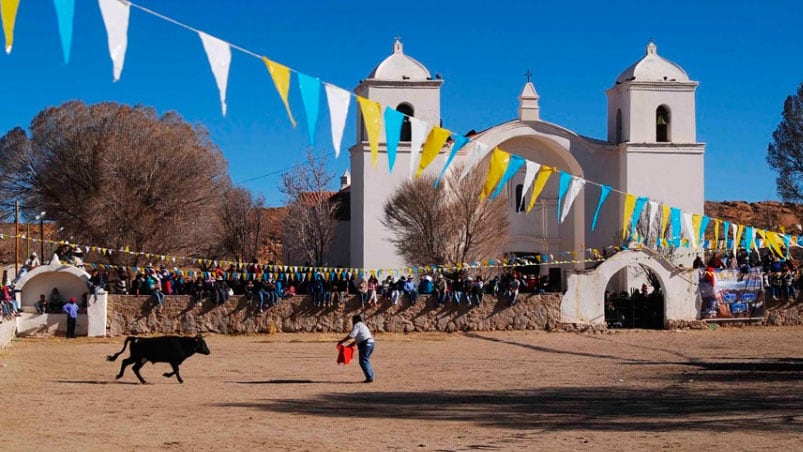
646;39;657;55
525;69;532;83
393;36;403;54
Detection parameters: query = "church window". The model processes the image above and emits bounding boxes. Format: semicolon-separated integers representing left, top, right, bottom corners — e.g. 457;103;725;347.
656;105;671;142
615;109;623;144
397;103;414;141
515;184;524;212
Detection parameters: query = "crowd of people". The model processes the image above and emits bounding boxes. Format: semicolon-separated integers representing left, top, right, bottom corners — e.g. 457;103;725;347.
692;250;801;302
75;261;558;313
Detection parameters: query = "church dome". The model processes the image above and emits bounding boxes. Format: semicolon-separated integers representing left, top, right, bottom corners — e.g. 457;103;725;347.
615;41;689;84
367;39;431;81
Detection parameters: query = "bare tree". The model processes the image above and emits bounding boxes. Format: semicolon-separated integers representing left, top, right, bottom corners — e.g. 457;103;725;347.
0;101;232;266
445;165;510;264
218;187;267;263
280;149;339;266
382;174;454;265
382;165;510;266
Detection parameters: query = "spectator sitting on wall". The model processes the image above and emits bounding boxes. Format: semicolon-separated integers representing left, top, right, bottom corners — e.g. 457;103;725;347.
24;252;40;269
35;294;48;314
49;288;65;313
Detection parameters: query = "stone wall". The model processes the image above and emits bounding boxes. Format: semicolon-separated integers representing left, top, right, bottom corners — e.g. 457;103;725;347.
0;316;15;348
106;293;562;336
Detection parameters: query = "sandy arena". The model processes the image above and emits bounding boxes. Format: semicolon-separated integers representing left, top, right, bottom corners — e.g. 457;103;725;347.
2;327;802;451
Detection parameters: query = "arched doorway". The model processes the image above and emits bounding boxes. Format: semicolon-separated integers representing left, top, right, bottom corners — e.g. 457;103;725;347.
603;264;664;329
562;249;699;329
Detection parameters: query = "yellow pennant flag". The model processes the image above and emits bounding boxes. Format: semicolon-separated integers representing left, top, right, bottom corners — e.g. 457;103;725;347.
713;219;720;249
622;194;637;240
766;231;784;257
416;127;451;177
526;166;554;213
691;214;703;248
262;57;297;127
480;147;510;200
660;204;671;246
356;96;383;167
1;0;19;54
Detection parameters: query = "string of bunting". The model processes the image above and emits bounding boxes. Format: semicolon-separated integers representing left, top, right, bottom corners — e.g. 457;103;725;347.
3;1;801;264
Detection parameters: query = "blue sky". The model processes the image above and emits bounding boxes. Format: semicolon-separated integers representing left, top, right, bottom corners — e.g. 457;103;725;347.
0;0;800;206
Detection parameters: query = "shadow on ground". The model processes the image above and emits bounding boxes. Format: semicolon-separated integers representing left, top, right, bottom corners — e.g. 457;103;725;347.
213;385;803;432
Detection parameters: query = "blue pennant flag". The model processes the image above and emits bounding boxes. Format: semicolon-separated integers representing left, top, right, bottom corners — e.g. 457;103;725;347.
490;155;525;200
54;0;75;64
630;197;648;240
670;208;682;247
383;107;404;172
591;185;611;231
297;72;321;146
435;134;469;187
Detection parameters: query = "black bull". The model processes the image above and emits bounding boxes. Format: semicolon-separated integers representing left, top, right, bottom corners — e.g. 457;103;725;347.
106;335;211;384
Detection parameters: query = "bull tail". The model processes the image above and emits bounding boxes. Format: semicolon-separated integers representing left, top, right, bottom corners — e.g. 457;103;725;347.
106;336;136;362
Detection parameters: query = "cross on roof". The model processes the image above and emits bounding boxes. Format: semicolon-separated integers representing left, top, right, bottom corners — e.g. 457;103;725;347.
525;70;532;83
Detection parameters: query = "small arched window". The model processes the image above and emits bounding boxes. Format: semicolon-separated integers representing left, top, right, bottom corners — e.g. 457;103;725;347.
515;184;524;213
397;103;414;142
656;105;671;142
615;109;623;144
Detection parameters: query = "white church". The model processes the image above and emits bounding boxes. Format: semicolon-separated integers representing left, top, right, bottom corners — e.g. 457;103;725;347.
338;39;704;274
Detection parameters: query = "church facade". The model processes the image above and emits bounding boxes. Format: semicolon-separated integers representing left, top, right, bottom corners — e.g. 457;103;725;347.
345;40;704;272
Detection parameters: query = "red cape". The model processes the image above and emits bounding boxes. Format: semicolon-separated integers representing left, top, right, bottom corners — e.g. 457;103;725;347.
337;344;355;365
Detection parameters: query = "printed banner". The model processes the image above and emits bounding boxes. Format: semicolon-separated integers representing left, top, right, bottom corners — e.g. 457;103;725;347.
699;268;764;320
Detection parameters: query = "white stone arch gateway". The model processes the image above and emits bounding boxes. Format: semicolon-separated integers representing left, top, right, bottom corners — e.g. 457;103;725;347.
561;249;699;328
12;262;107;337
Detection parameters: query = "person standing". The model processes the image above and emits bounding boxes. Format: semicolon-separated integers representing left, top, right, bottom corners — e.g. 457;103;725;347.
337;315;375;383
63;297;79;338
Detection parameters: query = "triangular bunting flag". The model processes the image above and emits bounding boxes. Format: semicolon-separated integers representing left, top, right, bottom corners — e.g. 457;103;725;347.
199;32;232;116
490;154;525;200
98;0;130;81
622;194;636;240
480;147;510;200
560;176;585;223
357;96;383;167
263;57;297;127
53;0;75;64
416;127;451;178
408;117;430;179
297;72;321;145
384;107;404;172
591;185;612;232
518;161;541;211
526;166;554;213
324;83;350;158
435;134;469;187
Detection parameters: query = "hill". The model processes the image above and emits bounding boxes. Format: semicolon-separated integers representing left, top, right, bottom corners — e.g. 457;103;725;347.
704;201;803;234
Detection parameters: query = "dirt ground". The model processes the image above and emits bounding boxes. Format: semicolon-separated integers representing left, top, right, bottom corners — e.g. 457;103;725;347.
2;327;802;451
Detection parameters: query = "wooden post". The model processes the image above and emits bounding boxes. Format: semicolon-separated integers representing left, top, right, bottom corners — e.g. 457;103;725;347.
14;200;19;276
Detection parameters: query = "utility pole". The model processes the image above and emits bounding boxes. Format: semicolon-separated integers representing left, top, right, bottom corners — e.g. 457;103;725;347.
14;200;19;276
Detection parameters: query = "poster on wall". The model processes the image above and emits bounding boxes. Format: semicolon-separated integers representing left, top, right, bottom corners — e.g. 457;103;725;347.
699;268;764;319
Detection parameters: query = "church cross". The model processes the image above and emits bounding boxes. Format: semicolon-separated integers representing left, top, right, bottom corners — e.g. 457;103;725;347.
525;70;532;83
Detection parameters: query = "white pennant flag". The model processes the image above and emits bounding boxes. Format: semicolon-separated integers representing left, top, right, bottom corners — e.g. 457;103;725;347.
681;212;696;249
458;141;492;182
519;161;541;211
731;223;739;256
199;32;231;116
559;177;585;223
408;117;431;179
647;201;660;245
324;83;350;158
98;0;130;82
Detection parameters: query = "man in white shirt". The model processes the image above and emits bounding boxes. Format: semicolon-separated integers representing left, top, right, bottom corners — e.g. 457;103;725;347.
337;315;375;383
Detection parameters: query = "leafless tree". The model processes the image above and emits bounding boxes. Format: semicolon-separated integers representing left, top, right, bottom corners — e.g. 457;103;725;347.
0;101;232;267
280;149;339;266
218;187;267;263
382;165;510;266
382;174;454;265
445;165;510;264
